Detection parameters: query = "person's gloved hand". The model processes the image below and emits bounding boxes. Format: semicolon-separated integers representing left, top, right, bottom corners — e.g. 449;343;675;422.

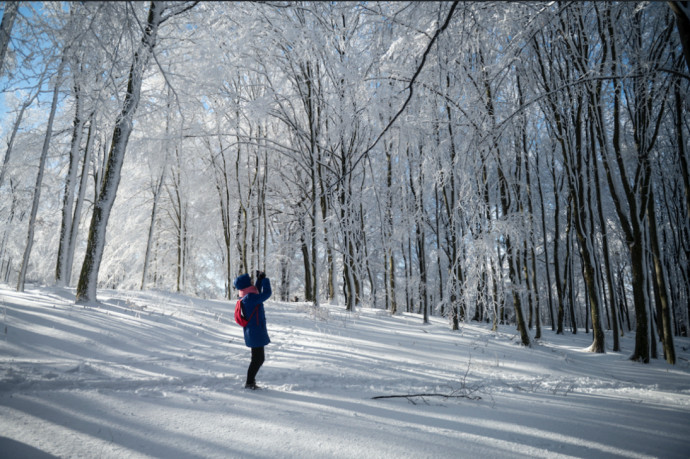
255;270;266;283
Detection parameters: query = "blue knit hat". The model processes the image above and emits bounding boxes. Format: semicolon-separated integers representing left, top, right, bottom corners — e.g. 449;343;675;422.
233;273;252;290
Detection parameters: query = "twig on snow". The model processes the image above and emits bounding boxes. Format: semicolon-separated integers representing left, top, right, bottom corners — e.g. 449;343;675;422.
371;393;481;405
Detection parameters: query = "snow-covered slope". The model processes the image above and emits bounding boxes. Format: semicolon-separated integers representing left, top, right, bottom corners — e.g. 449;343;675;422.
1;284;689;458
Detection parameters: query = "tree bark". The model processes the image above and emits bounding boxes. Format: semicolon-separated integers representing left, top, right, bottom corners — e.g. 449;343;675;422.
536;153;555;331
593;136;620;351
647;187;676;364
517;71;541;338
17;59;65;292
384;144;397;314
76;2;163;302
56;77;86;286
498;161;530;346
64;114;96;286
142;100;171;291
168;150;187;293
142;168;165;290
668;1;690;72
0;1;18;76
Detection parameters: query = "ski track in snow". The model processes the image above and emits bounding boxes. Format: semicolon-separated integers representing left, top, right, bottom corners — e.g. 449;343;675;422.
1;284;689;458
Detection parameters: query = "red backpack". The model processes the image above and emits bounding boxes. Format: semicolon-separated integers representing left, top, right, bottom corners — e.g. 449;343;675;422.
234;298;258;327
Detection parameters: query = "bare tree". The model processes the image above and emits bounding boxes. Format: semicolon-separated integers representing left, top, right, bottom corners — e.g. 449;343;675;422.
17;57;66;292
56;53;87;286
76;1;198;302
0;1;18;75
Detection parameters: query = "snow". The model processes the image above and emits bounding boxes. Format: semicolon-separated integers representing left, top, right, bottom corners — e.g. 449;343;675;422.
1;284;689;459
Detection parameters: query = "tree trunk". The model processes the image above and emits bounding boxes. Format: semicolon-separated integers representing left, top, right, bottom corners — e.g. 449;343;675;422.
141;167;166;290
168;150;187;294
442;91;462;329
142;91;172;291
564;202;576;334
673;77;690;334
498;161;530;346
0;1;18;76
234;131;249;277
310;134;319;307
317;154;335;302
572;209;606;352
552;177;570;335
300;226;313;302
17;59;65;292
536;154;555;331
56;78;86;286
481;47;529;345
384;145;397;314
647;187;676;364
407;148;428;323
65;114;96;286
76;1;163;302
571;124;605;353
0;179;18;282
363;204;377;308
593;134;621;351
520;108;541;338
669;1;690;72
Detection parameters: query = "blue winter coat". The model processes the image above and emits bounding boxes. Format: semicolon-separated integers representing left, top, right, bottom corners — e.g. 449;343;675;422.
241;277;272;348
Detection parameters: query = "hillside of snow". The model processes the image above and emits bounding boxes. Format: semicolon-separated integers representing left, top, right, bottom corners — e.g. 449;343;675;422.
1;284;689;458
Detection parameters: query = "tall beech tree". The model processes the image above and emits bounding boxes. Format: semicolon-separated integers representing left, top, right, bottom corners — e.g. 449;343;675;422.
76;1;198;302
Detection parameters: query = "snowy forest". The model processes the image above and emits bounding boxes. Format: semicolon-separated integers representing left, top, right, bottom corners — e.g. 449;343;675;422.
1;1;689;365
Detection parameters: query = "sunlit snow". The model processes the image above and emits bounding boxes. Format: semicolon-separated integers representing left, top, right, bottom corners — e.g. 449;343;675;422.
1;284;689;458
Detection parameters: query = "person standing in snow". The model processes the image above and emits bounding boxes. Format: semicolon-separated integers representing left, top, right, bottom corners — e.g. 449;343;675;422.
234;270;272;390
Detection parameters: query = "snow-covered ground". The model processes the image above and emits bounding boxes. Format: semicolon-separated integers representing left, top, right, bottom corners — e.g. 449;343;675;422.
1;284;689;458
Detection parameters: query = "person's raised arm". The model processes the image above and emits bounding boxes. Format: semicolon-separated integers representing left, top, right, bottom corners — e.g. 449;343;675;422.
257;277;271;303
254;271;272;303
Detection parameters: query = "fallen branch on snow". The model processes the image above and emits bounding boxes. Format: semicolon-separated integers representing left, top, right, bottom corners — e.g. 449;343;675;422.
372;393;481;404
374;355;485;404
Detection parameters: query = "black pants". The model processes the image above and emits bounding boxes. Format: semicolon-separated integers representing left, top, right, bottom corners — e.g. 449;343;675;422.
246;346;265;384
